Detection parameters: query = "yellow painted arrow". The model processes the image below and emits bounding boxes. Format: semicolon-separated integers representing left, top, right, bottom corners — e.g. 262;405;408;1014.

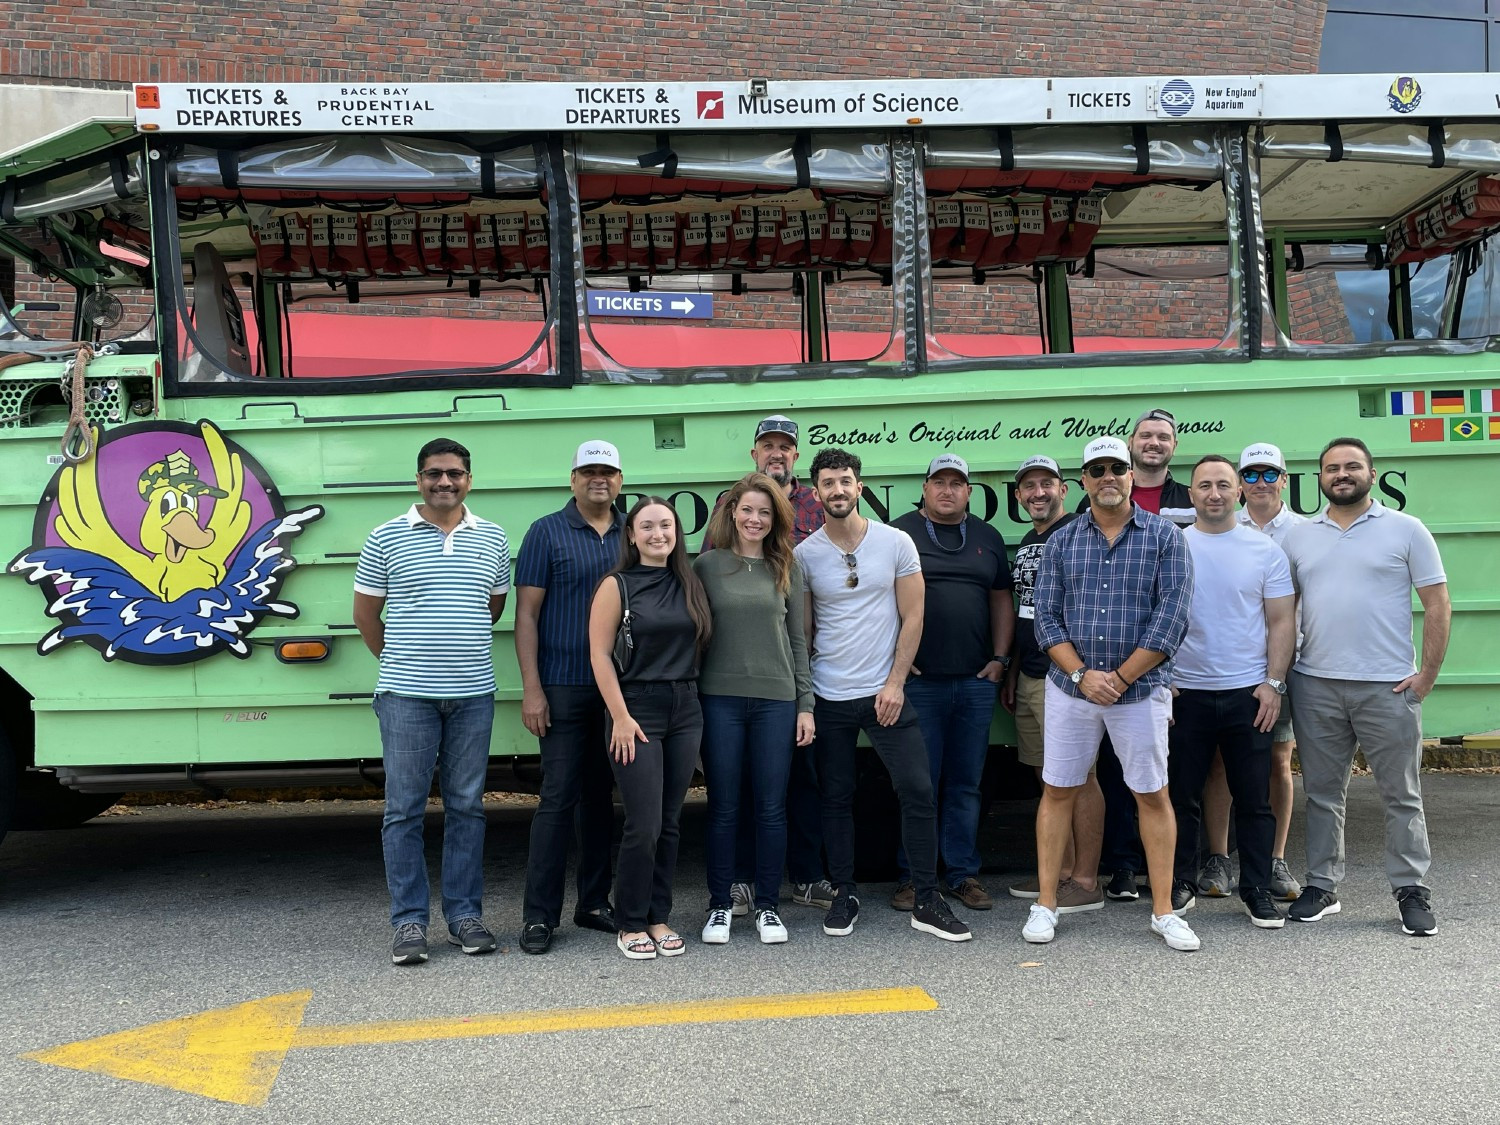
24;986;938;1107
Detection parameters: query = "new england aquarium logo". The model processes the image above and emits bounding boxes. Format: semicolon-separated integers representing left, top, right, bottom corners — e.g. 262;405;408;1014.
1388;76;1422;114
1158;78;1195;117
8;420;324;664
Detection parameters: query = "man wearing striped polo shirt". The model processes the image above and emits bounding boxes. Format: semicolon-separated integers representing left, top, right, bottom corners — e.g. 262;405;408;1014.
354;438;512;965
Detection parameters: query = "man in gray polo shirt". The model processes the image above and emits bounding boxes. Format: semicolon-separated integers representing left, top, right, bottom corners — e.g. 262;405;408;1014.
1281;436;1450;937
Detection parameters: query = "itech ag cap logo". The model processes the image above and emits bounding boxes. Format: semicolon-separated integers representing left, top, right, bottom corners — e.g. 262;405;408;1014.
1159;78;1195;117
697;91;725;119
1388;76;1422;114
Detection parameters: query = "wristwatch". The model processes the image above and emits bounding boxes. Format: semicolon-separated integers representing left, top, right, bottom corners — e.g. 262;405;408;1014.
993;654;1013;669
1266;678;1287;695
1069;667;1087;686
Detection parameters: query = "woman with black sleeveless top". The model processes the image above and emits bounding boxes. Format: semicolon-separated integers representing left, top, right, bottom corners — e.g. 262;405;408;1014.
589;496;712;959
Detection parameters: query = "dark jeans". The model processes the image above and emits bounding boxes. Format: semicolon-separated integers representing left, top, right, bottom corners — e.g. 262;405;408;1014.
608;681;703;933
899;675;998;886
373;692;493;928
700;694;796;912
1098;734;1145;874
1168;686;1274;892
734;738;825;887
522;684;617;928
814;694;939;904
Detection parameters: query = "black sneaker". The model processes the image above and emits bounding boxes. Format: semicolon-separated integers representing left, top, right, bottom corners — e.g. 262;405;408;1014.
391;921;429;965
910;895;973;942
1170;879;1196;915
519;921;553;954
1288;885;1341;923
1395;885;1437;936
1105;869;1139;901
447;917;497;955
1241;887;1286;929
823;892;860;936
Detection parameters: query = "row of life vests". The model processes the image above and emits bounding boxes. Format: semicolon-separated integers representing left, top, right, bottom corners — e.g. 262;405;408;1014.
245;194;1104;280
1386;175;1500;265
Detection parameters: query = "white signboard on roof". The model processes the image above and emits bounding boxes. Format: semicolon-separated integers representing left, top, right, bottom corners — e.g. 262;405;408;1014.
131;74;1500;134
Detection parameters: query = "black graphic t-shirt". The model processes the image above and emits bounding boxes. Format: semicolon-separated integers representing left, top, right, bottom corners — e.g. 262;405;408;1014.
1012;513;1080;679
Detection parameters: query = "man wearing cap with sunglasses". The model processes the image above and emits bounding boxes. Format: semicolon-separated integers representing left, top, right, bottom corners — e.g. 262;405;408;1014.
797;447;972;942
1235;442;1309;902
704;414;834;916
1003;454;1105;913
888;454;1015;913
513;440;627;955
1026;436;1198;951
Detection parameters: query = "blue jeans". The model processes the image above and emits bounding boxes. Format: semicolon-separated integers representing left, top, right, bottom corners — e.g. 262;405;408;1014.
900;675;997;886
700;694;796;911
374;692;494;928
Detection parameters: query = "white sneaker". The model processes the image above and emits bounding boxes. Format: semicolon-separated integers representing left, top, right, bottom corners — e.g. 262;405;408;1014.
1022;903;1058;944
755;908;788;944
702;907;732;944
1151;912;1201;951
729;883;753;917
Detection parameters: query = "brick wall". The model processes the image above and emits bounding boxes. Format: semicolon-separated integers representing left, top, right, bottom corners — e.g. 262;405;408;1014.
3;2;1324;87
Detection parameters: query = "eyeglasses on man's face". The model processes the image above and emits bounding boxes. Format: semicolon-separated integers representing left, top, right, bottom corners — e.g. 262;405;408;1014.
1240;468;1282;484
419;468;471;482
1084;462;1131;479
842;553;859;588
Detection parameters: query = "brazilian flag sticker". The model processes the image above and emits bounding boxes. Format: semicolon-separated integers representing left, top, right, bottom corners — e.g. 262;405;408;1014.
1450;416;1485;441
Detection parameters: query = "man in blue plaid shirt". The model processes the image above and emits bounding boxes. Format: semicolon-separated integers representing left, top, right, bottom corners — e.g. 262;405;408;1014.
1022;436;1198;952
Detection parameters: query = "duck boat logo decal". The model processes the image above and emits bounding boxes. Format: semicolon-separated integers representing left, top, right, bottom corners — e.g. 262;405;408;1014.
9;420;323;664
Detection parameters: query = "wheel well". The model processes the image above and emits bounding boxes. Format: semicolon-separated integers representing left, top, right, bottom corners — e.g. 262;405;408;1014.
0;667;36;767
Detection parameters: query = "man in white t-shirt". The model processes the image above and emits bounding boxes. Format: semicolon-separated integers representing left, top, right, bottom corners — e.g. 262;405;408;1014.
1167;455;1295;930
796;447;971;943
1281;437;1450;937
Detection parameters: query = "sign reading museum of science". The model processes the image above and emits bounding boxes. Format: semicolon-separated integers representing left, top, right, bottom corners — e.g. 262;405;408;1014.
586;291;713;320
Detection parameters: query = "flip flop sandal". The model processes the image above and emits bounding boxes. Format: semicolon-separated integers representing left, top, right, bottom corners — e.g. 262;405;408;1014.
617;933;657;960
652;931;686;957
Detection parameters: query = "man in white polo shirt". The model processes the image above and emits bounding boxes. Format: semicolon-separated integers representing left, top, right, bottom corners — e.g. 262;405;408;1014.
354;437;512;965
1282;437;1450;937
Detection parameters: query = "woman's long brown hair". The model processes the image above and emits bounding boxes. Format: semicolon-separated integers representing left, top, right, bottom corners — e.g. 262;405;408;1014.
703;472;797;596
610;495;713;653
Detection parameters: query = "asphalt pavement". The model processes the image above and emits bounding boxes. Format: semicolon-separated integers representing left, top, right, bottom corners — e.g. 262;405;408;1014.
1;773;1497;1124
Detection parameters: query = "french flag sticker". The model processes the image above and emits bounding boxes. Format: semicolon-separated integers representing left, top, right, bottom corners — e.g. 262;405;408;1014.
1390;390;1425;415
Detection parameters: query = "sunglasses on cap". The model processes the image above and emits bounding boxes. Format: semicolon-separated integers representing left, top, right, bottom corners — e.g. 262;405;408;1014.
1240;468;1282;484
756;419;798;439
1084;461;1131;479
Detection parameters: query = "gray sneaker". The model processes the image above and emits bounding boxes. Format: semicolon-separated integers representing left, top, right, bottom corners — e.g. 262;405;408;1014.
791;879;836;909
391;921;429;965
1270;857;1302;902
729;882;754;917
447;916;497;955
1197;853;1234;898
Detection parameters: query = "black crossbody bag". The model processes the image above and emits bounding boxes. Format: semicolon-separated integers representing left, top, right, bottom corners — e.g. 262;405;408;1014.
611;573;634;673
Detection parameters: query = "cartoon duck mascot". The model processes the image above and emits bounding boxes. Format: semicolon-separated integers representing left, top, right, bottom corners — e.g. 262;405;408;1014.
9;420;322;662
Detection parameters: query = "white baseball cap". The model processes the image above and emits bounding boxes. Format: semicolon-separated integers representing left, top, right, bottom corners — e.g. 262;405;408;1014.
1014;454;1062;483
926;454;970;481
1082;436;1131;467
1239;442;1286;472
572;440;622;470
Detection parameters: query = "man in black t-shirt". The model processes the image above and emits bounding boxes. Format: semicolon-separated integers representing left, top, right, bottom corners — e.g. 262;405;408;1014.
1002;455;1104;912
890;454;1015;912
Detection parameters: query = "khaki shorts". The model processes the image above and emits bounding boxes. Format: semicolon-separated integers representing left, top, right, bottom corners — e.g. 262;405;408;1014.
1015;672;1046;767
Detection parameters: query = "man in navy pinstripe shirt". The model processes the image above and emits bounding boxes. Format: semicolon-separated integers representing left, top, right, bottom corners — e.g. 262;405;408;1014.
1023;436;1198;952
515;441;626;954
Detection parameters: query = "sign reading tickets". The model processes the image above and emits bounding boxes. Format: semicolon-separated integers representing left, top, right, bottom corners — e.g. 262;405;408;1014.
9;420;323;664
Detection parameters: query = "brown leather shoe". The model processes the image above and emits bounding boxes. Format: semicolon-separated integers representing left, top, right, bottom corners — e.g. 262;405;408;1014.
1055;877;1105;914
889;881;916;911
951;877;995;910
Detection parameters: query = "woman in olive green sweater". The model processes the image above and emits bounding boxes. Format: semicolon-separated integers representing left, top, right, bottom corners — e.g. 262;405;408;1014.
692;472;814;945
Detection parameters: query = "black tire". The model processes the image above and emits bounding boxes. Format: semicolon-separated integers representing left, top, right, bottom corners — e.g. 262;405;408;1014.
9;769;122;831
0;728;14;848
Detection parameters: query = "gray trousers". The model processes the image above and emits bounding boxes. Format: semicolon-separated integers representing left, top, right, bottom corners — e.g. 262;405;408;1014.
1290;671;1431;893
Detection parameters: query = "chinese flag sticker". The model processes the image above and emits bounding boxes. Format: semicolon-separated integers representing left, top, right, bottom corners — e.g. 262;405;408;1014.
1409;418;1445;442
135;86;160;109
